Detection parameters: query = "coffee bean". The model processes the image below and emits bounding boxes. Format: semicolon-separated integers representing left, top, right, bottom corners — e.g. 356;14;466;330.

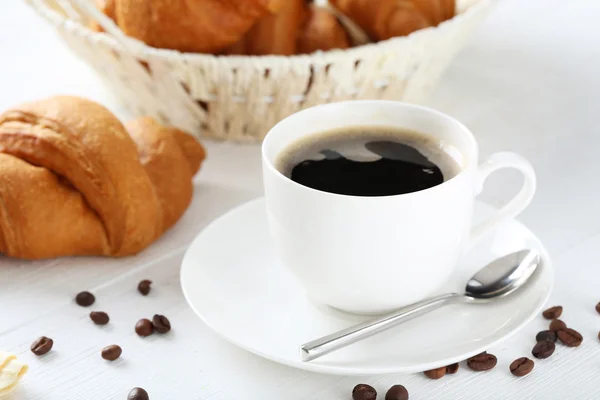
597;331;600;341
423;366;446;379
135;318;154;337
385;385;408;400
90;311;110;325
138;280;152;296
549;319;567;332
557;328;583;347
75;291;95;307
510;357;534;377
128;387;149;400
152;314;171;334
542;306;563;320
31;336;53;356
446;363;459;374
536;330;557;343
352;384;377;400
101;345;122;361
596;302;600;315
467;352;497;371
532;340;555;359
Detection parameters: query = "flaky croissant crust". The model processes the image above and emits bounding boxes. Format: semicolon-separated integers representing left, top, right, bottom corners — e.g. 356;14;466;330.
0;96;205;260
94;0;283;53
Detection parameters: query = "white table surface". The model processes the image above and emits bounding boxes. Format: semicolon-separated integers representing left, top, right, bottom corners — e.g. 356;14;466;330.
1;1;599;399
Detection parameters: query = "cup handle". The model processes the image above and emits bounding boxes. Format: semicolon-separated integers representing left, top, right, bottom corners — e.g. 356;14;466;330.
470;152;537;245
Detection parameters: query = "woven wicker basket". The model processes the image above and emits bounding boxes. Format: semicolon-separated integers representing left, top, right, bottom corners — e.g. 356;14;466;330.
26;0;495;142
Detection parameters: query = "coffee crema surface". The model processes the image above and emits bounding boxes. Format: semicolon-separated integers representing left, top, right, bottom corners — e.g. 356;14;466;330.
276;126;462;196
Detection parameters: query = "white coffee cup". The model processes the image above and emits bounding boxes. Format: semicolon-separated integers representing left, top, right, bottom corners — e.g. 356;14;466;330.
262;101;536;315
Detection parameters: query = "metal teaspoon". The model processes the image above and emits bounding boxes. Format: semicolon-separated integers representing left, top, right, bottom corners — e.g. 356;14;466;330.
300;249;541;362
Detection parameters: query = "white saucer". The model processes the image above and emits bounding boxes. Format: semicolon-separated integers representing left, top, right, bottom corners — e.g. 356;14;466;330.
181;198;553;376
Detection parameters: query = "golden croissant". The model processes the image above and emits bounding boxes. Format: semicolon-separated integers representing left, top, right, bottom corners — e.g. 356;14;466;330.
92;0;283;53
330;0;455;41
0;96;205;260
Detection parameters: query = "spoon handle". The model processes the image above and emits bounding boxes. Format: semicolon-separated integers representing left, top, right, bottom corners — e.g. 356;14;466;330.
300;293;463;362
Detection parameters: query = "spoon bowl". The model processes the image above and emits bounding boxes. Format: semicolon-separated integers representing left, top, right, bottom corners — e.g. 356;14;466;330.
466;249;541;300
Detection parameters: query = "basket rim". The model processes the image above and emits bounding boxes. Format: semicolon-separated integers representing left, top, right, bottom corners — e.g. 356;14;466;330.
29;0;493;67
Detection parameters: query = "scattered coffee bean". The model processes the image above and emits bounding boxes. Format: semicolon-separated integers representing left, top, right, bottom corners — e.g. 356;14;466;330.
597;331;599;341
135;318;154;337
536;330;557;343
152;314;171;334
423;366;446;379
75;291;95;307
138;280;152;296
549;319;567;332
596;302;600;315
101;345;122;361
510;357;534;377
31;336;53;356
352;384;377;400
557;328;583;347
532;340;555;359
467;352;497;371
90;311;110;325
542;306;563;320
128;387;149;400
446;363;459;374
385;385;408;400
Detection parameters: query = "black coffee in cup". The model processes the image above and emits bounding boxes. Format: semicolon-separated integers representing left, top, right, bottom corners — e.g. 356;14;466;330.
276;126;462;196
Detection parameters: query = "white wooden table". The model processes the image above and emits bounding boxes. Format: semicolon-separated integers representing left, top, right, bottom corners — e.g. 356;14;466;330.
1;1;599;398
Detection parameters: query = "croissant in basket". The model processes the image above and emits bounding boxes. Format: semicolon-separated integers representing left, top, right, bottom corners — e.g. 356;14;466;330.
0;96;205;260
91;0;283;53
